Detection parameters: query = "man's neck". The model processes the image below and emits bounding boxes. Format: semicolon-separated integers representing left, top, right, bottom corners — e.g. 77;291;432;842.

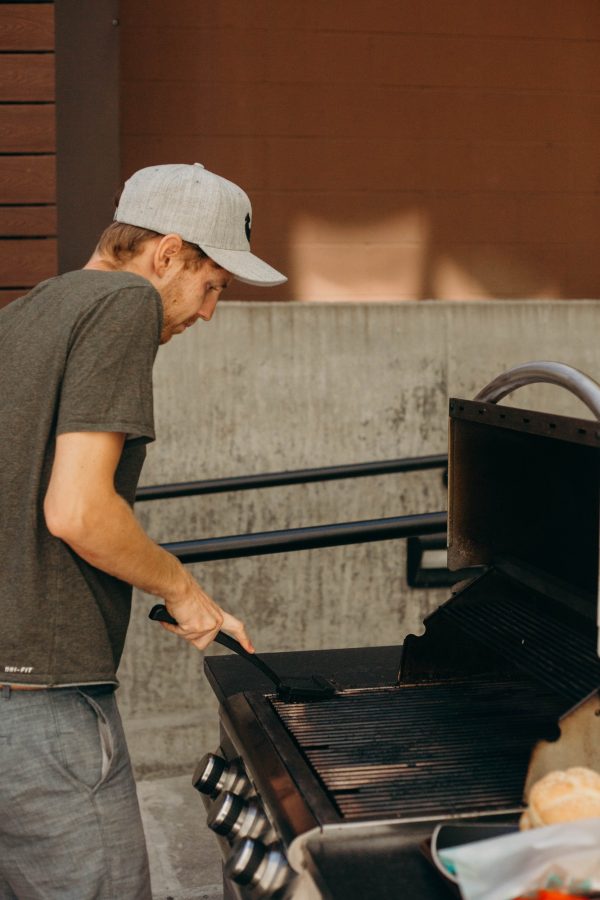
84;251;131;273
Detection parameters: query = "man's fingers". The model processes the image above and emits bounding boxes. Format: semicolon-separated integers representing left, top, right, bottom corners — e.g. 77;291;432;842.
156;598;253;654
158;620;214;644
221;611;255;654
190;632;221;651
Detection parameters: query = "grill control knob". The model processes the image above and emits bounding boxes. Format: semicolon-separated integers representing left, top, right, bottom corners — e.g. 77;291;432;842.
193;753;252;799
207;792;275;843
225;838;293;896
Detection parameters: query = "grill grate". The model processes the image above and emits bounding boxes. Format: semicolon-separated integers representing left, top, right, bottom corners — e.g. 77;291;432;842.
438;571;600;706
272;679;561;821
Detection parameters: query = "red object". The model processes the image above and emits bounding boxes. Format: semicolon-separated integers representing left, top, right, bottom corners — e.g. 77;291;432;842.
514;892;588;899
538;892;587;899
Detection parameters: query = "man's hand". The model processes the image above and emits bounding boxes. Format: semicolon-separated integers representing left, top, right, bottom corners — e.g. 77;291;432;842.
44;431;254;654
161;570;254;652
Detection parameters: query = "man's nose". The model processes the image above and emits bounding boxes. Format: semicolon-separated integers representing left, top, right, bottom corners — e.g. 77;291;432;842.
197;293;219;321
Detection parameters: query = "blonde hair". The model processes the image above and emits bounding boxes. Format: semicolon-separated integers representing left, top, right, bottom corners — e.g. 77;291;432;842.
96;222;209;270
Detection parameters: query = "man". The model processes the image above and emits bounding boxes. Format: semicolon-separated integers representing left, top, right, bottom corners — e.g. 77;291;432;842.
0;163;286;899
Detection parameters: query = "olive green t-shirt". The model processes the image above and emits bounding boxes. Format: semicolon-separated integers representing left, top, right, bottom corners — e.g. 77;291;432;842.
0;269;163;686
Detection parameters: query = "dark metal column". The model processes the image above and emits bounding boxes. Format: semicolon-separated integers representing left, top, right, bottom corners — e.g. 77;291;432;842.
55;0;120;272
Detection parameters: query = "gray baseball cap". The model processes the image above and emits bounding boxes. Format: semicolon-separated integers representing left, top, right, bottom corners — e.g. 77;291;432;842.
114;162;287;286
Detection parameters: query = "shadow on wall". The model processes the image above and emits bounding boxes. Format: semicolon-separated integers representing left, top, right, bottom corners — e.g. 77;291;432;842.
288;203;566;302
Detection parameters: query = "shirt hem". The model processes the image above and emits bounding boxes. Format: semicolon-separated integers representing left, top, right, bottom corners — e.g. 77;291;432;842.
56;421;156;442
0;677;119;689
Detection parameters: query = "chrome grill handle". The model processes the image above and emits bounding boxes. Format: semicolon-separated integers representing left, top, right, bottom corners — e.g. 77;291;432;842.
474;361;600;421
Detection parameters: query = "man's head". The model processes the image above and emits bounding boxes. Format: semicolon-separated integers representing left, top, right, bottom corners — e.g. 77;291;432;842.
114;162;286;287
90;163;286;343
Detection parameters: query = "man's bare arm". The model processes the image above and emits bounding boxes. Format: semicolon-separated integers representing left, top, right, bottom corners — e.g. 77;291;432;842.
44;431;254;653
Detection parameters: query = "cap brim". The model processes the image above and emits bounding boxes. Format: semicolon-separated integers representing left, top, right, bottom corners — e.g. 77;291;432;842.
199;245;287;287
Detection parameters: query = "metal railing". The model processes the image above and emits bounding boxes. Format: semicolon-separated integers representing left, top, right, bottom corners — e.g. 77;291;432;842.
160;511;448;563
136;452;449;568
136;453;448;502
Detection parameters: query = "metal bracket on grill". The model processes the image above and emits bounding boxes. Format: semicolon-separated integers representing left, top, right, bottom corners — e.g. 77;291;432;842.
406;533;483;589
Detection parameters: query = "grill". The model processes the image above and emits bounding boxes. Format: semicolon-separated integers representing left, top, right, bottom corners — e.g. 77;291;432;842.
185;361;600;899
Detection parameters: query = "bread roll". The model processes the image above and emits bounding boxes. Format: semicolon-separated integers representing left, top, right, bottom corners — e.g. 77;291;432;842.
520;767;600;830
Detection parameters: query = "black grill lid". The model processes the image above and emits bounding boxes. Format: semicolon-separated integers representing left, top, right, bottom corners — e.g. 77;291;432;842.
448;399;600;601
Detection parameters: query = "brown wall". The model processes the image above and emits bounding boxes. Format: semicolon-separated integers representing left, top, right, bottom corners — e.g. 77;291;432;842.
0;2;56;308
120;1;600;301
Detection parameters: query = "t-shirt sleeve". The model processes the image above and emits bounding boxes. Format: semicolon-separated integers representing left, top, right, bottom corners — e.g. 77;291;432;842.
56;284;162;442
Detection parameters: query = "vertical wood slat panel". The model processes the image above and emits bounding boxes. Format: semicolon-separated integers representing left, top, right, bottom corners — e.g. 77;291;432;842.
0;206;57;236
0;238;57;285
0;4;57;303
0;4;54;51
0;55;55;101
0;105;55;152
0;157;56;204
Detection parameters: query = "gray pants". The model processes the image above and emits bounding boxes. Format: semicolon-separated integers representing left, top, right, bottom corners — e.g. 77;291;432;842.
0;685;151;899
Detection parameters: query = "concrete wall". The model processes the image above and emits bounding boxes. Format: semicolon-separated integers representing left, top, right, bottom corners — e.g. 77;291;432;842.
119;300;600;776
120;1;600;301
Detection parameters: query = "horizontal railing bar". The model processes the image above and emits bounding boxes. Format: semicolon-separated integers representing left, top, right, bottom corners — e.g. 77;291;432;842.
137;454;448;501
160;511;447;563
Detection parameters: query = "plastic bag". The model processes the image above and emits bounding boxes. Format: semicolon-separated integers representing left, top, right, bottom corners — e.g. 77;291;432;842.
438;817;600;900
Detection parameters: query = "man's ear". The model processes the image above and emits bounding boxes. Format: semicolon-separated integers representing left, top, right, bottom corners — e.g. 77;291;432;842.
153;233;184;277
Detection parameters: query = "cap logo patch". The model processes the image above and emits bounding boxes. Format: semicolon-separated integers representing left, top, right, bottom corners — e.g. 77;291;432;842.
245;212;252;243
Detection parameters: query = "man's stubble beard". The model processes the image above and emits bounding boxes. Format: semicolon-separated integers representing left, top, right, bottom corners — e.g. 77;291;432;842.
158;278;182;344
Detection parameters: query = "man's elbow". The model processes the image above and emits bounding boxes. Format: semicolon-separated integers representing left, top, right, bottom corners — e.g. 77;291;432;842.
44;495;92;546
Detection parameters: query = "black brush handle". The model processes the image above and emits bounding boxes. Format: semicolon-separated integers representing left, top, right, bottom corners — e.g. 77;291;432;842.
148;604;282;688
